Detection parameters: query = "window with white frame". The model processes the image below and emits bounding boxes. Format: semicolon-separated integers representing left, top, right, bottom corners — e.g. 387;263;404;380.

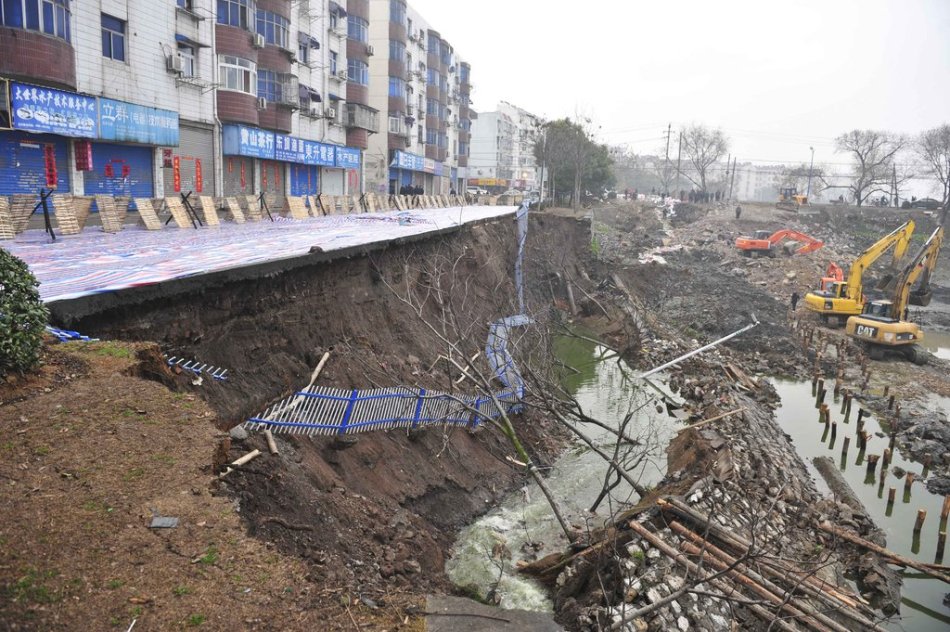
347;15;367;42
347;58;368;85
177;43;196;77
101;14;126;61
388;76;405;99
298;40;309;64
1;0;71;41
218;55;256;95
329;11;337;30
217;0;253;30
389;114;404;135
256;10;289;49
329;50;338;75
389;39;405;64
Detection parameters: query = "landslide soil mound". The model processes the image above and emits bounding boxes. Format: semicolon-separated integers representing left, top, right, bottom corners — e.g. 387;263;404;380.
2;214;596;630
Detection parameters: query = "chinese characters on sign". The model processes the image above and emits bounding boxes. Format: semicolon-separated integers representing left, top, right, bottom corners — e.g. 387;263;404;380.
223;124;360;170
335;147;361;170
11;82;97;138
275;134;336;167
390;150;426;172
99;98;179;146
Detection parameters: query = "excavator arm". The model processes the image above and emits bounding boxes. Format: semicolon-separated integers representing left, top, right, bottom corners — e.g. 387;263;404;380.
845;220;915;299
826;262;844;281
895;227;944;312
766;229;824;254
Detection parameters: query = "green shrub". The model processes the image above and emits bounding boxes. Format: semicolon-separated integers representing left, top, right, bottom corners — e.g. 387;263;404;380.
0;248;48;376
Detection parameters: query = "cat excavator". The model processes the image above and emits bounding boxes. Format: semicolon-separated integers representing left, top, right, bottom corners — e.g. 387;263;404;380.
802;220;915;325
735;229;823;258
845;226;944;364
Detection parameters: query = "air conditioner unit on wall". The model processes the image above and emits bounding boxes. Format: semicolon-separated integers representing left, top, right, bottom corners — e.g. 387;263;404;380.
309;103;320;117
257;97;268;110
326;107;337;119
335;70;347;81
166;54;183;74
252;33;265;49
365;44;374;56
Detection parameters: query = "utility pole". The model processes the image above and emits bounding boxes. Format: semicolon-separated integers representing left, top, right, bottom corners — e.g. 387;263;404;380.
892;164;898;207
675;131;682;196
806;146;815;200
729;156;737;201
664;123;671;196
725;153;730;198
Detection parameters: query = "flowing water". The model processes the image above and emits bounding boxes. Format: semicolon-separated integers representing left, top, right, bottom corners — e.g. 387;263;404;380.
446;335;681;610
773;379;950;631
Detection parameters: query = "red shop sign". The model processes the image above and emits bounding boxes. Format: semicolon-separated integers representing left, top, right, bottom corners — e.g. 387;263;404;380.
195;159;203;193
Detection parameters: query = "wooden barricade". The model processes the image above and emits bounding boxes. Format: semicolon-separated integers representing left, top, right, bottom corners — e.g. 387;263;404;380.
133;198;163;230
165;197;193;228
0;197;14;239
286;196;310;220
114;196;130;225
94;195;124;233
10;195;35;233
306;195;320;217
315;194;330;216
51;194;82;235
73;196;93;229
198;196;221;226
243;194;262;222
225;197;246;223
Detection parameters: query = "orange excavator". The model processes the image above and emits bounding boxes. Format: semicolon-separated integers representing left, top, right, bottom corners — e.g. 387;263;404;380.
818;262;844;292
735;229;824;258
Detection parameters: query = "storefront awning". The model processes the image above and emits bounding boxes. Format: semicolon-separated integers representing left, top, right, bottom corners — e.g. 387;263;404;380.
328;93;341;101
175;33;209;48
297;32;320;49
299;85;322;103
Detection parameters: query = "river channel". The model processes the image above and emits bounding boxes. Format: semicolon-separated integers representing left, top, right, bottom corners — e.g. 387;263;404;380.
773;379;950;631
446;334;680;610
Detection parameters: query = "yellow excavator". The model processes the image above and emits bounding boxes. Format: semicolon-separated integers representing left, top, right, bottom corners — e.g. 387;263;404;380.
777;187;808;211
846;226;943;364
802;220;915;325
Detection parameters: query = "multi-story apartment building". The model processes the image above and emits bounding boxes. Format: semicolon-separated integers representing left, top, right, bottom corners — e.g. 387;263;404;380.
0;0;368;207
363;0;471;195
468;101;542;192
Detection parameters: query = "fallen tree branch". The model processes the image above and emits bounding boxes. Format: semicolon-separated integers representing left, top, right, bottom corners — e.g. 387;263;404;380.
818;521;950;584
676;408;746;433
262;516;314;532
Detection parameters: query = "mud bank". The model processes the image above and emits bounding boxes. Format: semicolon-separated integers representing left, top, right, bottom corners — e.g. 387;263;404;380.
48;213;598;609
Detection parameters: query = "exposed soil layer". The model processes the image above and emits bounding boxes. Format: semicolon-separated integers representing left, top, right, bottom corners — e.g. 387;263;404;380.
2;213;593;631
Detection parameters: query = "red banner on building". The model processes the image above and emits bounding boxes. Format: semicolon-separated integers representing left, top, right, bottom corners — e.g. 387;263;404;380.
75;140;93;171
162;148;173;168
195;158;203;192
173;156;181;192
240;161;246;188
44;144;58;187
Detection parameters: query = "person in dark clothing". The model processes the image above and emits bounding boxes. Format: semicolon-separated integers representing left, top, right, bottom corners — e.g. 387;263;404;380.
790;291;800;311
735;205;742;219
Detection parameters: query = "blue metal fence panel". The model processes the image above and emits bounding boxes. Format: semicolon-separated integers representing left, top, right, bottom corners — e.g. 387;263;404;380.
290;163;319;196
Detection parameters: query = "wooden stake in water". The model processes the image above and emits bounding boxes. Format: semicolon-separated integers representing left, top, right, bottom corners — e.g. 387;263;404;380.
937;531;947;565
866;454;879;476
887;394;895;411
940;496;950;533
882;447;891;471
914;509;927;534
886;487;896;517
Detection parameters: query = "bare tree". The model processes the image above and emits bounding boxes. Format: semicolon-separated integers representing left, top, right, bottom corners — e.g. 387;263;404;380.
834;130;908;207
680;124;729;194
916;124;950;223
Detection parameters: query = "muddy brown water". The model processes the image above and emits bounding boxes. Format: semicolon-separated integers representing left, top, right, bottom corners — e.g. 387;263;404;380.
773;379;950;631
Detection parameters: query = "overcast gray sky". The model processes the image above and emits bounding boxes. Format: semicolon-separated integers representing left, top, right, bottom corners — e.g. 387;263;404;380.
411;0;950;187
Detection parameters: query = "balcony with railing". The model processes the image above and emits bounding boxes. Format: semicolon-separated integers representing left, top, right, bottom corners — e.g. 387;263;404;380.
345;102;379;133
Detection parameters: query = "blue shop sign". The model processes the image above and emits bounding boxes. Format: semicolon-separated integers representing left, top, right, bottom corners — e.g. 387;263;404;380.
390;150;425;172
99;98;179;146
222;124;275;159
275;135;335;167
11;82;97;138
335;147;361;169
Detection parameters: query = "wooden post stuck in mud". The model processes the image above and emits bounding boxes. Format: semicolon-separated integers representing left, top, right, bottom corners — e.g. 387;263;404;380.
841;436;850;457
938;531;947;565
866;454;879;476
888;394;895;411
914;509;927;535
